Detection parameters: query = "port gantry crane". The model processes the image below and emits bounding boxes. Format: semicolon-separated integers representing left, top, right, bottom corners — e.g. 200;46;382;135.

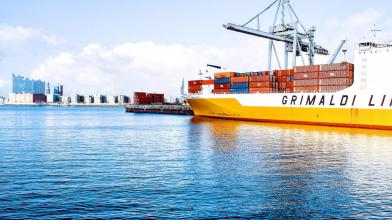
223;0;344;74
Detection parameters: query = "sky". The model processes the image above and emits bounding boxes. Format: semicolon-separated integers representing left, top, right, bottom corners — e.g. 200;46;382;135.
0;0;392;97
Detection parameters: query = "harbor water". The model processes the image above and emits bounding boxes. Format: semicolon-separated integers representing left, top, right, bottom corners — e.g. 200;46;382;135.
0;106;392;219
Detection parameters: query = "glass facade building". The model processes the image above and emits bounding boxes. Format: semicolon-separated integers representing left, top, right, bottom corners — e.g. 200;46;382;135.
12;74;46;94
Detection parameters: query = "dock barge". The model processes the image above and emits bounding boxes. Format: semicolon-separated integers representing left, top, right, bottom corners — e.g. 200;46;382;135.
125;104;194;115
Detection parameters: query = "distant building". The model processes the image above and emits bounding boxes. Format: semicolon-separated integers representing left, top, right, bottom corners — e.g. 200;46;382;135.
107;96;118;104
71;94;84;104
12;74;46;94
54;84;63;96
61;96;71;104
8;93;47;104
93;95;106;104
119;95;129;104
85;95;94;104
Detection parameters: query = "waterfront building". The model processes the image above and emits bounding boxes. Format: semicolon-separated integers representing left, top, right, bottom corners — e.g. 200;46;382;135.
107;96;118;104
61;96;71;104
12;74;46;94
85;95;94;104
8;93;47;104
54;84;63;96
71;94;84;104
119;95;129;104
93;95;106;104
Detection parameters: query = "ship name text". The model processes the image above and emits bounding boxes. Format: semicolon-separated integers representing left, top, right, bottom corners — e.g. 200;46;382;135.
281;94;392;107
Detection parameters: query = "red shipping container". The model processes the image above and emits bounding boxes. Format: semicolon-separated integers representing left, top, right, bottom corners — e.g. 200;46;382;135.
279;82;294;88
319;78;353;86
214;89;231;94
294;72;319;80
318;70;353;79
231;76;249;83
319;86;350;93
214;83;231;89
188;80;203;86
319;62;354;72
147;93;164;104
277;75;293;82
214;72;235;78
279;88;294;93
294;65;320;73
294;79;319;87
188;85;202;90
249;81;273;88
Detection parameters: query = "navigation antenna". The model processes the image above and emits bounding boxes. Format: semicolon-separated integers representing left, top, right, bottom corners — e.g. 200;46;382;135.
371;24;381;38
223;0;330;74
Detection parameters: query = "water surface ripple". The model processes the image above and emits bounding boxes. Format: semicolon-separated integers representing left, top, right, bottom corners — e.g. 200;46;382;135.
0;106;392;219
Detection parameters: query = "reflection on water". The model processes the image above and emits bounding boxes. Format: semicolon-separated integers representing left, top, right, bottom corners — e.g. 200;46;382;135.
0;106;391;219
190;117;392;218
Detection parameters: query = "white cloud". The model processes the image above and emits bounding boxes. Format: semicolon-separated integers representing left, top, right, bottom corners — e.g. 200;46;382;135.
42;34;65;46
0;24;38;42
0;24;64;46
30;39;269;97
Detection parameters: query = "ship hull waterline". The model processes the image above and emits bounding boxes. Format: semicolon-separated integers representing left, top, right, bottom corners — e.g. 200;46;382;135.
187;98;392;130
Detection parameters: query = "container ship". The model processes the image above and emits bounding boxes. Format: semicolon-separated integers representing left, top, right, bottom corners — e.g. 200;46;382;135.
185;1;392;130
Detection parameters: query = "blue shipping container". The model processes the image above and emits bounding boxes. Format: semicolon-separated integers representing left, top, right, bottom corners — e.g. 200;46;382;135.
230;88;249;93
214;77;231;84
231;82;249;89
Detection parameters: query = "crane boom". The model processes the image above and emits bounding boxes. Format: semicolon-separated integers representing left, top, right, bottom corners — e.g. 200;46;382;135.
224;0;330;69
328;40;346;64
224;23;329;56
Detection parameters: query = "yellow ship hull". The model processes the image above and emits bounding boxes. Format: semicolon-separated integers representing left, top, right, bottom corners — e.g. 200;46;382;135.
187;98;392;130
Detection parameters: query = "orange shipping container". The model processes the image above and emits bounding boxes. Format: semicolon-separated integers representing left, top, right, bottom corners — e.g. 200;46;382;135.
249;81;273;88
214;72;236;78
202;80;214;85
250;75;272;82
249;88;273;93
274;69;294;76
231;76;249;83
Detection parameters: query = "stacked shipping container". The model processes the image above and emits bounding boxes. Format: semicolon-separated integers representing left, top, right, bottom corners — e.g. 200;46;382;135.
214;72;234;94
293;62;354;93
249;74;276;93
318;63;354;93
231;76;249;93
188;80;214;94
188;62;354;95
134;92;165;105
275;69;294;93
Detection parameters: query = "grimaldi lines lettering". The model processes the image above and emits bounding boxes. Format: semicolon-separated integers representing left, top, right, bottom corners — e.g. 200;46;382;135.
281;94;392;108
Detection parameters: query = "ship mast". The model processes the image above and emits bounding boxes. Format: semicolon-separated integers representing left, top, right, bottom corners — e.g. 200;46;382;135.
223;0;329;74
